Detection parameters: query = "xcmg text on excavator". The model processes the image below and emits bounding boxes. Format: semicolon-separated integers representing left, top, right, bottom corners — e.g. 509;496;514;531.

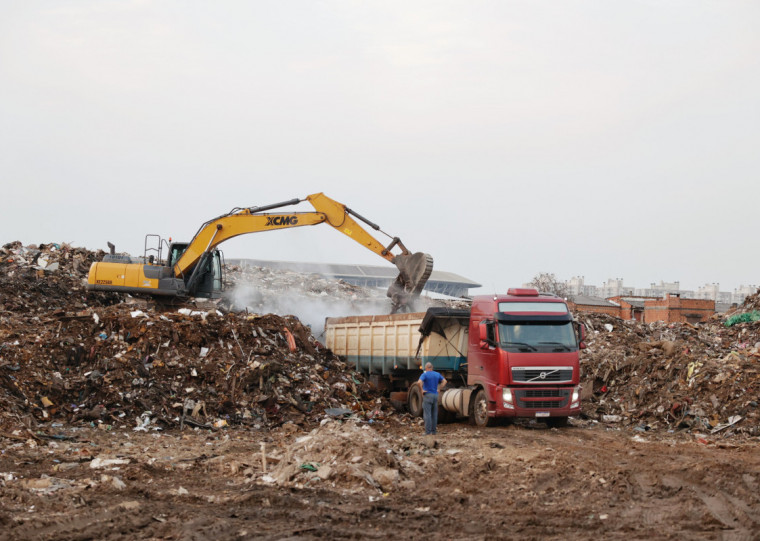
86;193;433;312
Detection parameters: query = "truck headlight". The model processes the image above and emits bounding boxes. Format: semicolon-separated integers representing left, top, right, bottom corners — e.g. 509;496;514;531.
570;386;580;409
502;388;514;409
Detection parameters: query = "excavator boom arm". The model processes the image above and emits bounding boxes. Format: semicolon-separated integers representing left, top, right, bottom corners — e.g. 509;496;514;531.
173;211;328;277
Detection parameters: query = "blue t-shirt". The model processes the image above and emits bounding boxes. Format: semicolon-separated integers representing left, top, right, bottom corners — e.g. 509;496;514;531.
419;370;444;394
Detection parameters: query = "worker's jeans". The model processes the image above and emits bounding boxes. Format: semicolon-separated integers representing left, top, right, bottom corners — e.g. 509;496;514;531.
422;392;438;435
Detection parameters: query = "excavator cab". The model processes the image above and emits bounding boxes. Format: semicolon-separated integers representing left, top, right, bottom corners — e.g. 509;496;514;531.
167;241;224;298
168;243;187;269
188;249;224;298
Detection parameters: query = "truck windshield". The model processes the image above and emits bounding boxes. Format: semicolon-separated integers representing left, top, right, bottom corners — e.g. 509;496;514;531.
498;321;576;352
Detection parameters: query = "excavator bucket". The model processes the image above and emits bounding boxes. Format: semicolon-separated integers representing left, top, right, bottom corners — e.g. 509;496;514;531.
387;252;434;313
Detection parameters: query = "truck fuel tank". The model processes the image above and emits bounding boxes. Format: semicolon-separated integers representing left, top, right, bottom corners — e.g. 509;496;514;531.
440;388;473;416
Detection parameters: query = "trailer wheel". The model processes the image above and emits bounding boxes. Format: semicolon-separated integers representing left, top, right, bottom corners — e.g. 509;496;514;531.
470;389;494;427
407;385;423;418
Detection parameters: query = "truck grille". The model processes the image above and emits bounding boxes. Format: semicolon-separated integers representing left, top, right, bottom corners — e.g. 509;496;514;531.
512;367;573;384
514;389;570;409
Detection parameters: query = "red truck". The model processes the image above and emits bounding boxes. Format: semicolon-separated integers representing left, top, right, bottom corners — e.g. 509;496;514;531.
325;288;586;427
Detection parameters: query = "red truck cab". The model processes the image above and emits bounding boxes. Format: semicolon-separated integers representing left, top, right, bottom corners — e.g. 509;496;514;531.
466;288;585;427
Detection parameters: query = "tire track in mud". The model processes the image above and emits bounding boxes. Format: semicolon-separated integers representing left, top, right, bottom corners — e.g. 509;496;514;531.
2;501;152;541
660;473;760;539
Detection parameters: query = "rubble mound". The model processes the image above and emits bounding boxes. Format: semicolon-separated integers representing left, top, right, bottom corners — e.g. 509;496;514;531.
0;241;124;312
578;312;760;436
0;243;390;434
266;419;416;492
0;302;387;434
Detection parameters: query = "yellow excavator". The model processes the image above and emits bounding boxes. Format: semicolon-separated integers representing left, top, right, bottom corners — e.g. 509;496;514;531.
86;193;433;312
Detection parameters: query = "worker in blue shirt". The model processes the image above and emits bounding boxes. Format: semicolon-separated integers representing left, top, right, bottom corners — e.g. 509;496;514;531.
416;362;447;435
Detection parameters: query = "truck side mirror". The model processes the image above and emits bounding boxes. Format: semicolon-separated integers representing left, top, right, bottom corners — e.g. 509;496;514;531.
479;321;493;349
577;323;587;349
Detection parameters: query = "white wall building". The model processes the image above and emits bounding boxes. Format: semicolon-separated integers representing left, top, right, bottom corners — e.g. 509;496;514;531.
562;278;758;306
567;276;598;297
600;278;634;299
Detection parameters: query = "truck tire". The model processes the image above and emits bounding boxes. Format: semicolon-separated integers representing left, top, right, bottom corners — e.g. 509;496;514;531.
547;416;568;428
407;385;423;418
470;389;494;427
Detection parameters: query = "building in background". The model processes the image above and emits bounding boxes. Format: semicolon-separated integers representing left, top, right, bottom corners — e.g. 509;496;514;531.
569;294;715;324
566;276;598;297
643;294;716;324
564;276;756;315
600;278;634;299
226;259;481;298
563;276;756;323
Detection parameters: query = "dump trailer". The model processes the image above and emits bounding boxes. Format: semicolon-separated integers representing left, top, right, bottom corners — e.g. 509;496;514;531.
325;288;586;427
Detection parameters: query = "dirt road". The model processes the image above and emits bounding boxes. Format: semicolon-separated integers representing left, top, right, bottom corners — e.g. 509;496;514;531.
2;418;758;540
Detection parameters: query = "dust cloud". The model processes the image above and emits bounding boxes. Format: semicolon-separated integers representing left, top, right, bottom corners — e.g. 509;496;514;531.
226;283;391;340
223;263;440;339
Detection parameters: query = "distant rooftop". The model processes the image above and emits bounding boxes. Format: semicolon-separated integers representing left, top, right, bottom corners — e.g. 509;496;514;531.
571;295;619;307
226;258;481;298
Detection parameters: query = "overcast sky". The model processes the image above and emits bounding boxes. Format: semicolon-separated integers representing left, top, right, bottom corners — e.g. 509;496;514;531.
2;1;758;294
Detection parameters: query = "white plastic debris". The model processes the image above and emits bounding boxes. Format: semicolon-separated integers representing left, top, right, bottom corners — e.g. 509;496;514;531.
90;457;130;469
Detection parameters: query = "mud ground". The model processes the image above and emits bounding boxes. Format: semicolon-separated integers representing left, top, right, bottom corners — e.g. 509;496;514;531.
2;417;759;541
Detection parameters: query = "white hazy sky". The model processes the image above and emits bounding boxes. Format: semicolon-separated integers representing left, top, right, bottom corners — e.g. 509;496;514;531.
2;1;759;294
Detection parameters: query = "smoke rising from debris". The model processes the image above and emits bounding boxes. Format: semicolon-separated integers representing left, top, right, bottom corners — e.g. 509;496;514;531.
223;263;454;338
228;283;394;339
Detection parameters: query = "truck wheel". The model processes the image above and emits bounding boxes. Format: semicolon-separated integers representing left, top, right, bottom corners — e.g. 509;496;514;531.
547;416;568;428
470;389;493;427
407;385;423;418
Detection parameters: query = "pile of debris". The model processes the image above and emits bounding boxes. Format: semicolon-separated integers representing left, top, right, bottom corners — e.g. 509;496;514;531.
264;419;419;493
0;241;123;313
0;242;392;434
3;240;758;439
578;311;760;436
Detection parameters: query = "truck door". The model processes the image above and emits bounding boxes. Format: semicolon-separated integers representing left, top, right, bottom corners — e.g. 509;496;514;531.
468;319;499;387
